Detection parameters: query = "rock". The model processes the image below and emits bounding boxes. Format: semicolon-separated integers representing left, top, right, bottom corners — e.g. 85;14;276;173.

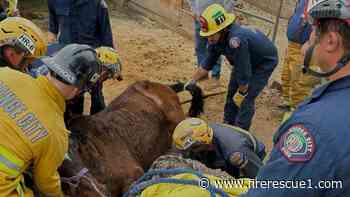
270;80;283;92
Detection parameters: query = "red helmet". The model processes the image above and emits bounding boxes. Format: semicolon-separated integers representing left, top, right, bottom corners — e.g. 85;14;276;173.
307;0;350;26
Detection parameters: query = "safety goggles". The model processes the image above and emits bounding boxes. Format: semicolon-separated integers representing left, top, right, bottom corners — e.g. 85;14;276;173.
104;60;122;79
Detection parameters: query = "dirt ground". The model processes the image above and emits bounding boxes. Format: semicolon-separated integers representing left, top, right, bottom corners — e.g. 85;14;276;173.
102;9;284;152
27;3;287;153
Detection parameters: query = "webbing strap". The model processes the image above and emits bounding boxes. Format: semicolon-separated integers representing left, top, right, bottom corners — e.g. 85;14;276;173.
16;177;25;197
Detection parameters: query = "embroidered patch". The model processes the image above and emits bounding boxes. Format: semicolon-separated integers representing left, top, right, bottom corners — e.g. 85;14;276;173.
212;10;226;25
229;37;241;49
18;34;36;55
279;124;315;162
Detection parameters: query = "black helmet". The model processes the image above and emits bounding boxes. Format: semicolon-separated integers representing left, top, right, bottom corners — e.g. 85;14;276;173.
42;44;102;91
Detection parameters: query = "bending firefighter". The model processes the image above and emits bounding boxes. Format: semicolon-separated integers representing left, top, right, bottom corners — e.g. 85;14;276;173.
0;44;102;196
185;4;278;130
173;118;266;178
187;0;238;87
28;44;122;120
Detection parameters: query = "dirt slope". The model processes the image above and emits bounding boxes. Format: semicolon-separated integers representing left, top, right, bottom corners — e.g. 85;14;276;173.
98;10;283;152
25;3;286;153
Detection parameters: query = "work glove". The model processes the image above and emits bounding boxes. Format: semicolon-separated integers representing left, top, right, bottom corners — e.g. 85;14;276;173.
233;90;248;108
184;79;197;91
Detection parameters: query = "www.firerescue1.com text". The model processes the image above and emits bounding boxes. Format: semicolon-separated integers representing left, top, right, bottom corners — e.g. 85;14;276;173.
198;177;343;190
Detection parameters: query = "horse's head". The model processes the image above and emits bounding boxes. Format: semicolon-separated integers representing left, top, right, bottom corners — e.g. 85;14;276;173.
59;137;110;197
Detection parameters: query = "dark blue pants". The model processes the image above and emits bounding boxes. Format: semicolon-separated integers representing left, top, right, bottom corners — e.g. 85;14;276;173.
224;62;276;130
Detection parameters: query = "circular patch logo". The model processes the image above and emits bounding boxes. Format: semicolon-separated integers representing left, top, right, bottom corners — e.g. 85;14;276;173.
280;124;316;163
285;133;304;153
229;37;241;49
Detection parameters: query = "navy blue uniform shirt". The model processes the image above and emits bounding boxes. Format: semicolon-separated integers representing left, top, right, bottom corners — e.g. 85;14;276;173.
48;0;114;48
202;23;278;86
241;76;350;196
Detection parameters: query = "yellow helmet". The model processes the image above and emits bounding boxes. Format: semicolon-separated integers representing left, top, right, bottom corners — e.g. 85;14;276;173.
5;0;17;16
173;118;214;150
199;4;236;37
95;46;122;80
0;17;47;58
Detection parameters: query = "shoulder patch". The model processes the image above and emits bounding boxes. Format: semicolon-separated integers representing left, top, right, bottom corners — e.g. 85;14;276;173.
279;124;316;163
100;0;108;8
229;37;240;49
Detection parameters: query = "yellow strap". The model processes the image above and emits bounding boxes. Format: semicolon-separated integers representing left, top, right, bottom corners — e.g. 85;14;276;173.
0;145;24;177
16;183;24;197
15;176;25;197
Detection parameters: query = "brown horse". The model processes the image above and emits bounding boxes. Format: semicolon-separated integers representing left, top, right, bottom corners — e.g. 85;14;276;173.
62;81;203;196
58;138;110;197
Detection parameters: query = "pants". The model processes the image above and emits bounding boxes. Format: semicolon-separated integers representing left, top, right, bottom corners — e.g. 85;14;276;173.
194;20;222;79
224;62;276;130
281;42;321;108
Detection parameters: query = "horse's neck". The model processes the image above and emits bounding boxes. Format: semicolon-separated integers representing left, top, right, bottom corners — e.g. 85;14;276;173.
103;109;172;168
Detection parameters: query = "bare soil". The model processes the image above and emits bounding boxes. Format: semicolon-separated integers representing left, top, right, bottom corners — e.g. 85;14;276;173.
101;10;284;152
26;3;288;153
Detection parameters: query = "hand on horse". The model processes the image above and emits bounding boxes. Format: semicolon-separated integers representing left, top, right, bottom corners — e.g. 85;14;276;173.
184;79;197;91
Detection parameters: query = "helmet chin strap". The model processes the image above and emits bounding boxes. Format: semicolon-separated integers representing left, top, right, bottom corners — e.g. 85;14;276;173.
302;45;350;78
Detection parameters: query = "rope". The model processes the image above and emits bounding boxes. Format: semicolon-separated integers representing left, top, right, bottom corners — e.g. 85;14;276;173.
61;168;89;188
123;168;230;197
81;175;107;197
133;168;204;185
61;168;107;197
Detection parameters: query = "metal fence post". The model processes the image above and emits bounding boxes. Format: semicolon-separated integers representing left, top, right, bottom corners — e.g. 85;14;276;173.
272;0;284;43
